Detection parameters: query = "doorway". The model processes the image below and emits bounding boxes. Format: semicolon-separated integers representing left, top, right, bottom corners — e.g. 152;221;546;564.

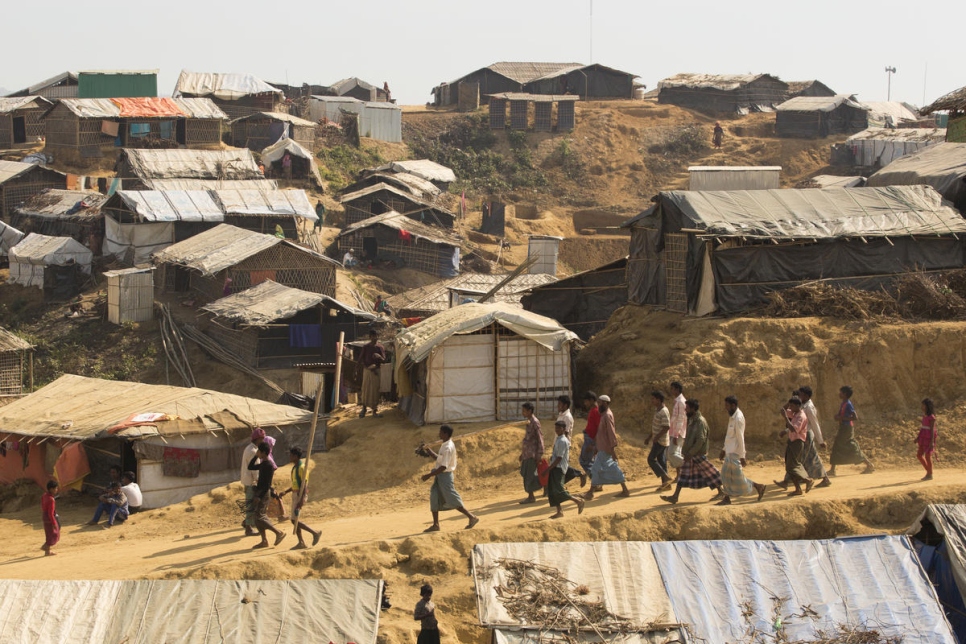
363;237;378;262
12;117;26;144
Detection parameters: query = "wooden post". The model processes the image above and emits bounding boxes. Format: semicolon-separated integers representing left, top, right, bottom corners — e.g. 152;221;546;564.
28;351;33;393
331;331;345;410
294;375;326;533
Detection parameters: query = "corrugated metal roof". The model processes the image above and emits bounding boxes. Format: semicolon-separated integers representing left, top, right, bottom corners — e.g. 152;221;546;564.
339;210;460;245
202;280;326;325
776;95;866;113
17;189;107;218
483;62;583;85
121;148;263;181
19;71;78;96
922;85;966;115
847;127;947;143
215;189;316;219
374;159;456;184
658;73;784;91
0;374;312;440
0;326;33;352
144;178;278;191
174;70;282;100
232;111;317;127
0;96;52;114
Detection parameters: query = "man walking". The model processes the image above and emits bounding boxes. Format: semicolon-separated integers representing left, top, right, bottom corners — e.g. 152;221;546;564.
645;391;672;491
360;329;386;418
829;385;875;476
585;395;630;501
661;399;722;504
578;392;601;481
718;396;766;505
798;386;832;488
519;402;545;504
421;425;480;532
547;420;586;518
248;441;286;549
779;396;814;497
557;395;585;487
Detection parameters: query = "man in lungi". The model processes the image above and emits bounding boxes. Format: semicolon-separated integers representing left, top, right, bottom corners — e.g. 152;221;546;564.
519;402;545;504
557;395;585;487
829;385;875;476
240;429;261;536
247;442;286;549
668;382;688;483
359;329;386;418
661;399;722;504
646;390;672;491
578;392;601;483
585;395;630;501
421;425;479;532
547;420;585;518
798;386;831;488
717;395;766;505
778;396;814;497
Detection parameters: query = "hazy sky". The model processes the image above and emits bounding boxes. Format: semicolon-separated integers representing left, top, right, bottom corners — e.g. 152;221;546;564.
2;0;961;107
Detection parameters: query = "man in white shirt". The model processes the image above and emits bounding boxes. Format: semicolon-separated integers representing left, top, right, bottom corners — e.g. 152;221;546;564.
420;425;480;532
240;430;261;536
798;386;831;488
669;382;687;445
718;395;766;505
556;395;585;487
120;472;142;513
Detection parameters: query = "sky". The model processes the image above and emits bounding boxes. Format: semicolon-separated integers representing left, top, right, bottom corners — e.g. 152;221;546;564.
2;0;961;107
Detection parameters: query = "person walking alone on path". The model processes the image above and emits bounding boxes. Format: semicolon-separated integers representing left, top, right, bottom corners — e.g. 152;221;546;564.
278;447;321;549
41;480;59;556
585;395;630;501
359;329;386;418
578;392;601;483
645;391;672;491
712;122;724;148
421;425;479;531
916;398;937;481
518;402;545;504
778;396;813;497
797;386;832;488
829;386;875;476
547;420;586;519
414;584;440;644
248;442;286;549
661;399;722;504
718;396;766;505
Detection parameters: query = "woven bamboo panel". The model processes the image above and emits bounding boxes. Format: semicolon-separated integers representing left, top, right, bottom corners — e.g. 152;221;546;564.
0;351;26;397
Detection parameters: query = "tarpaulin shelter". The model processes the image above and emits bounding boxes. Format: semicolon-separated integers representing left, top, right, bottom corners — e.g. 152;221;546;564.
153;223;338;303
0;159;66;219
786;79;837;99
866;142;966;211
8;233;92;293
0;96;52;148
337;210;462;278
324;77;390;102
369;159;456;189
909;504;966;642
862;101;920;128
388;272;557;319
395;302;578;424
0;374;318;507
775;95;870;138
201;280;376;368
472;538;956;644
12;189;107;251
832;127;947;169
231;111;317;151
102;188;319;263
657;73;789;114
340;182;455;228
345;171;441;201
0;220;25;257
260;138;323;185
622;185;966;316
174;70;284;119
115;148;265;191
521;257;627;341
0;579;382;644
5;71;79;100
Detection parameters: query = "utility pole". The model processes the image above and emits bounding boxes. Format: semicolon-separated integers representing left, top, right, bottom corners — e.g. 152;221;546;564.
885;66;896;101
589;0;593;62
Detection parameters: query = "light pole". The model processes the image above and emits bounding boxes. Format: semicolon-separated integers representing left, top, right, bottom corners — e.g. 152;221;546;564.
885;66;896;101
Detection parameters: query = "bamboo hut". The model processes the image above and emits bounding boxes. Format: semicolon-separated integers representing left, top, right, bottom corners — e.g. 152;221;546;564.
775;95;870;138
338;211;461;278
658;73;789;113
12;189;107;251
340;183;455;228
0;327;33;400
114;148;266;191
231;112;317;151
0;160;67;219
153;223;338;303
0;97;52;148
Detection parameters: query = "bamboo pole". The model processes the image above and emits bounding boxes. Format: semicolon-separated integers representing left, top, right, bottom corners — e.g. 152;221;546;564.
331;331;345;410
294;376;325;533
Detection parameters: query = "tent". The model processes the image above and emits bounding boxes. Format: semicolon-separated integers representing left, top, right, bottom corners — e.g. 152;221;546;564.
909;504;966;641
775;95;869;138
0;374;318;507
261;138;323;185
0;579;382;643
8;233;92;289
622;185;966;315
337;210;462;278
472;538;956;644
866;142;966;211
395;302;578;424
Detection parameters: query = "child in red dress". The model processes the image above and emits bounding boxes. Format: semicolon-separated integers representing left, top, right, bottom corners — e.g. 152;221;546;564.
41;480;60;556
916;398;937;481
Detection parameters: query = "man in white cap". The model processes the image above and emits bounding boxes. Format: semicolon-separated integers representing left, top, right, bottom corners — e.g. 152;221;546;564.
585;395;630;501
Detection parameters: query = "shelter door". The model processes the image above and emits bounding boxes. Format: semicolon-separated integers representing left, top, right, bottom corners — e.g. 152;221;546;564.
497;335;570;421
664;233;688;314
12;117;26;144
425;334;496;423
363;237;378;262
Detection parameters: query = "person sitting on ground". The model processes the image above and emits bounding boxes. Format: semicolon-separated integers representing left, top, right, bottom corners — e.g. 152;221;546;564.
278;446;321;549
414;583;440;644
87;481;129;528
374;295;392;316
343;249;359;268
661;399;722;505
248;442;286;549
120;471;142;514
547;420;585;519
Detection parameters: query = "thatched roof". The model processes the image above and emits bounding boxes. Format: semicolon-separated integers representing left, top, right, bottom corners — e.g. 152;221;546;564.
922;85;966;115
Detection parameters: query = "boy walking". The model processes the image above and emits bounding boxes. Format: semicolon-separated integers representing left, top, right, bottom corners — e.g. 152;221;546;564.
547;420;586;519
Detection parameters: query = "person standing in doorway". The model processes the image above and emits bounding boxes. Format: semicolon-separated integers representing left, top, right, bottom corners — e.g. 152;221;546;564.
585;395;630;501
645;390;672;491
360;329;386;418
414;584;439;644
829;386;875;476
278;446;321;549
519;402;545;504
421;425;480;531
41;480;60;557
718;395;766;505
282;152;292;179
248;442;286;549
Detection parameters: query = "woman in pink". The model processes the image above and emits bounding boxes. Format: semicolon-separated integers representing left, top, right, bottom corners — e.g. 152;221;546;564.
41;480;60;556
916;398;937;481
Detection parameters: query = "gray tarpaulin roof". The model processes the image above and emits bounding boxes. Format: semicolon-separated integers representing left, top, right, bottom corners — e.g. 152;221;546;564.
339;210;460;245
658;73;783;91
0;220;24;255
202;280;326;325
56;98;227;119
174;70;282;99
387;273;557;314
652;185;966;239
909;505;966;603
0;160;45;185
866;143;966;206
0;96;52;113
373;159;456;184
848;127;947;143
475;62;582;85
114;190;224;222
0;373;313;440
121;148;263;181
807;175;865;188
232;111;316;127
217;189;316;218
153;223;338;276
0;579;382;644
0;326;32;352
776;94;866;113
351;171;440;199
144;178;278;191
396;302;578;363
862;101;919;124
9;233;92;265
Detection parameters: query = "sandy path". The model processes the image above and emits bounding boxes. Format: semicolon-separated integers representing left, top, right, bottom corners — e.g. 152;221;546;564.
0;464;944;581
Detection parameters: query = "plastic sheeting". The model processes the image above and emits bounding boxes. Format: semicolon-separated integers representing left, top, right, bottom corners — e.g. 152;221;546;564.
120;148;263;181
215;189;317;219
867;143;966;210
425;334;495;423
376;160;457;184
910;505;966;603
0;578;382;644
8;233;92;287
103;214;174;265
776;94;866;113
652;536;956;643
0;220;24;256
261;138;323;184
116;189;223;222
201;280;326;326
174;70;282;100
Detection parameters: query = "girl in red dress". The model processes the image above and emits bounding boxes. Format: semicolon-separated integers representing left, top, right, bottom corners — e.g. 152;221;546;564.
41;480;60;556
916;398;937;481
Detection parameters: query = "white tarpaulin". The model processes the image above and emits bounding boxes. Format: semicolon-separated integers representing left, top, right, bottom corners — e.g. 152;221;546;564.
426;334;495;423
174;70;281;100
103;214;175;265
652;536;956;643
8;233;92;287
909;504;966;601
0;220;25;256
0;578;382;644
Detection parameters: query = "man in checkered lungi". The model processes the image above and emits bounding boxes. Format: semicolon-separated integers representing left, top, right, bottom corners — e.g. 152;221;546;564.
661;399;722;504
717;395;766;506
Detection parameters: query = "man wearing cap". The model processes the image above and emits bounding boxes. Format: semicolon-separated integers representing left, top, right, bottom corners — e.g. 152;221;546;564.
360;330;386;418
584;395;630;501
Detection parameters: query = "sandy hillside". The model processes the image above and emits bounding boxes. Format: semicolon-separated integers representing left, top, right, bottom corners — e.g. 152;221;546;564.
1;402;963;644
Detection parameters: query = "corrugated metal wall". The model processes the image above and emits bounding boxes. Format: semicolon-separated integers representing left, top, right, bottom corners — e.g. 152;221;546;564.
78;74;157;99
